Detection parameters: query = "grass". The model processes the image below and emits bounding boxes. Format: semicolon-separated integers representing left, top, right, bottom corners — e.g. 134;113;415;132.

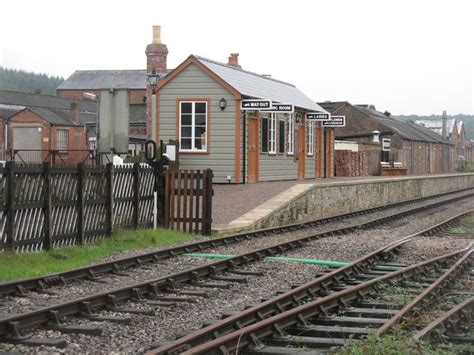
0;228;196;281
336;328;471;355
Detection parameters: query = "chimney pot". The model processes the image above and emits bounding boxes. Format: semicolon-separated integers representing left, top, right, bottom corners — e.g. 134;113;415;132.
228;53;241;69
152;26;161;44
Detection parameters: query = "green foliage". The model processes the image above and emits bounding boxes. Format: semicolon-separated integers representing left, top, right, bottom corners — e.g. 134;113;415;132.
0;66;64;95
337;328;467;355
0;228;195;281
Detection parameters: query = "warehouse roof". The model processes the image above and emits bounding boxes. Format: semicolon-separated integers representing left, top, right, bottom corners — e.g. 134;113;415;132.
415;119;456;137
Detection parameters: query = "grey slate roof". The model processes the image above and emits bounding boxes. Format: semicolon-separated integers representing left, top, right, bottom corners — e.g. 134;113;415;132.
193;56;326;113
0;90;97;112
354;105;449;144
58;70;169;90
415;119;456;137
0;104;23;120
29;107;77;126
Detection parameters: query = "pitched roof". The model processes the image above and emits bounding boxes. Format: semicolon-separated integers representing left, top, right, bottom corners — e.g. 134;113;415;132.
0;104;23;120
192;56;326;112
354;105;449;144
0;89;97;112
29;107;77;126
58;69;169;90
319;101;450;144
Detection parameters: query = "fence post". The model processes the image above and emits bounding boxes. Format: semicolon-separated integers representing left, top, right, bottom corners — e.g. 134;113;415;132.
5;161;15;251
106;163;114;236
163;170;169;228
43;162;53;250
77;163;85;244
202;169;213;235
133;162;140;229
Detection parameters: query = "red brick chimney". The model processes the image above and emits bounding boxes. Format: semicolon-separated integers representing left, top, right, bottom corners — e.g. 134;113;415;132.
145;26;168;73
228;53;241;69
70;97;78;124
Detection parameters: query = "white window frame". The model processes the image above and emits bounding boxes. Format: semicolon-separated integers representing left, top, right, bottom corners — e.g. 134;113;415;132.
57;129;69;152
268;113;276;154
287;113;294;155
307;122;314;156
179;101;208;153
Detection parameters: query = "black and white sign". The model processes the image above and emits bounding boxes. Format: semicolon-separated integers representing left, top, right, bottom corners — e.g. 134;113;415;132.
307;112;331;121
382;138;391;151
241;99;272;110
261;103;294;113
322;115;346;127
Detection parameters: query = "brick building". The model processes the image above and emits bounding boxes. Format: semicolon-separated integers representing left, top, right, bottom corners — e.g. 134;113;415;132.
320;102;456;175
0;90;95;164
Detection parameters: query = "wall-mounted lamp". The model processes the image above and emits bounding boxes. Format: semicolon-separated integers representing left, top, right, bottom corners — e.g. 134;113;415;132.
219;98;227;111
372;130;381;143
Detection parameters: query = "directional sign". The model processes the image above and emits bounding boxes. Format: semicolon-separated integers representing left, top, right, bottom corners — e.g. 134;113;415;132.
322;115;346;127
307;112;331;121
382;138;391;151
241;99;272;110
261;103;294;113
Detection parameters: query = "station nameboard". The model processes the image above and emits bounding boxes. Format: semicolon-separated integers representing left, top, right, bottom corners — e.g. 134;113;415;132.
307;112;331;121
382;138;391;151
241;99;272;110
261;103;294;113
322;115;346;127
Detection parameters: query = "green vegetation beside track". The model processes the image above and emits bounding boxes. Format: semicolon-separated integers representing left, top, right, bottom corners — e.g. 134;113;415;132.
0;229;194;281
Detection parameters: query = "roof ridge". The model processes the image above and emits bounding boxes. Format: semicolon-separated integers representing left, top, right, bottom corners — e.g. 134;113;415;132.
73;69;147;73
192;55;296;87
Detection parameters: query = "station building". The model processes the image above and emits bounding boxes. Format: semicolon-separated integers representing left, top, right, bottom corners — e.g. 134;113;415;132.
320;101;456;175
156;54;331;183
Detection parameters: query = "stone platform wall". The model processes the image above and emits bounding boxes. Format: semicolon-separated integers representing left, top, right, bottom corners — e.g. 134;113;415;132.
252;173;474;230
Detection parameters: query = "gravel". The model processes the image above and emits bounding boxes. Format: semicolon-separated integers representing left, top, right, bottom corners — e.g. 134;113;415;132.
0;192;472;353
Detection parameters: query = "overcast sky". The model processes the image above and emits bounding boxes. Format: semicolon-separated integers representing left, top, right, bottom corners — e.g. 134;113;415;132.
0;0;472;115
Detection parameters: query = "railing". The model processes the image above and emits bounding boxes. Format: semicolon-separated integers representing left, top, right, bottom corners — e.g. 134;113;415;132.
8;149;97;166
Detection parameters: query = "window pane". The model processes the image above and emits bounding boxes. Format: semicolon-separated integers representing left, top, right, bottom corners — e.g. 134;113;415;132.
261;118;268;153
181;114;192;126
195;126;206;138
180;138;192;150
194;138;206;150
195;114;206;126
181;102;192;114
195;103;206;114
181;127;192;138
279;121;285;154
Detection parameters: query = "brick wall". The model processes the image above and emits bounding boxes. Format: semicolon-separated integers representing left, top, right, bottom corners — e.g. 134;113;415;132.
334;150;369;177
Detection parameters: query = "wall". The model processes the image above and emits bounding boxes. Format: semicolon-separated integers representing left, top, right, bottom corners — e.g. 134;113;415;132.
258;112;299;181
250;173;474;229
158;63;237;183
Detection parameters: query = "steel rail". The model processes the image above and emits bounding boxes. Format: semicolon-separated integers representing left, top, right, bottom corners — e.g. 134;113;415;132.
413;296;474;342
0;208;470;341
1;188;471;298
179;244;473;354
377;248;473;334
149;210;473;354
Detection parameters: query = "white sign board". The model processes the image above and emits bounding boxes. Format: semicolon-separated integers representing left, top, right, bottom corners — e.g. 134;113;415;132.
261;103;294;113
241;99;272;110
382;138;391;151
307;112;331;121
322;115;346;127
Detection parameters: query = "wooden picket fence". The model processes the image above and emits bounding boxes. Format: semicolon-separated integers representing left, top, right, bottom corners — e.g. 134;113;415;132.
163;169;213;234
0;162;213;253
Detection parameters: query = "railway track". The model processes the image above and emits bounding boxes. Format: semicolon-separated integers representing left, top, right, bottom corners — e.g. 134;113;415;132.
0;210;470;349
158;244;473;354
0;188;472;298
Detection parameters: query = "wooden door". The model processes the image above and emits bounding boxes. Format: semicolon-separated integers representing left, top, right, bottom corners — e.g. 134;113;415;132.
298;124;305;179
248;116;259;182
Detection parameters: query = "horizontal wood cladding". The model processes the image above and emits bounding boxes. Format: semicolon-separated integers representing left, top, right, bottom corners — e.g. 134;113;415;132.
159;64;236;183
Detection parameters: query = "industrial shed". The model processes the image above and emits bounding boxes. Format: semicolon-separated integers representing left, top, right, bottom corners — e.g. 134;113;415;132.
320;102;456;175
156;54;331;183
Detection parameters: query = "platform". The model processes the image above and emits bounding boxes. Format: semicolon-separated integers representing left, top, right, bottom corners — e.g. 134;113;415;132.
212;173;474;233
